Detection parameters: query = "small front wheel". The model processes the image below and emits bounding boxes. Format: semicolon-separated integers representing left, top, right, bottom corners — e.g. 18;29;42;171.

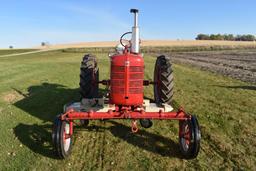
52;116;73;159
139;119;153;128
80;119;89;127
179;115;201;159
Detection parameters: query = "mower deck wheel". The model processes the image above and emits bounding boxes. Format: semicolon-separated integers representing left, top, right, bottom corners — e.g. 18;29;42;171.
52;116;72;159
179;115;201;159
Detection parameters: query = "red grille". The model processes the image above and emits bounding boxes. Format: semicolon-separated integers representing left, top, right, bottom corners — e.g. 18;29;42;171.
111;65;143;94
130;73;143;79
129;81;143;87
130;66;144;72
112;66;125;72
129;88;143;94
112;80;124;86
111;87;124;93
111;73;124;79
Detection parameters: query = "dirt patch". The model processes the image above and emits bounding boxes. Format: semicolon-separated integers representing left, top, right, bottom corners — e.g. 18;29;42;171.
2;91;24;103
169;50;256;84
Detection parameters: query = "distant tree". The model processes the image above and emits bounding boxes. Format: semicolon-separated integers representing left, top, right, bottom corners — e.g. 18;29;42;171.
210;34;221;40
196;34;210;40
235;34;254;41
41;42;46;46
242;34;255;41
235;35;242;41
196;33;255;41
223;34;235;41
9;46;13;49
217;34;224;40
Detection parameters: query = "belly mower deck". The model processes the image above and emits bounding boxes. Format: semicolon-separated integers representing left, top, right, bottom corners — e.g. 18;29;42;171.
53;98;200;159
61;98;188;121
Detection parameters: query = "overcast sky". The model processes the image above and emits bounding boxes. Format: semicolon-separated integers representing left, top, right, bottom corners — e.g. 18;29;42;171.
0;0;256;48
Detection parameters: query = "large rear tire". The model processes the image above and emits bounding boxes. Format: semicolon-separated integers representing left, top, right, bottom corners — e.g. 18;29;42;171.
79;54;99;99
154;55;174;104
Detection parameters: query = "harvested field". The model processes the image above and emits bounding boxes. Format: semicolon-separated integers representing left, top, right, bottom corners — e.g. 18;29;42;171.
170;50;256;84
38;40;256;50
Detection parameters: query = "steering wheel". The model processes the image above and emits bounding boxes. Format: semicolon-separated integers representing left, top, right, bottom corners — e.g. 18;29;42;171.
120;32;132;47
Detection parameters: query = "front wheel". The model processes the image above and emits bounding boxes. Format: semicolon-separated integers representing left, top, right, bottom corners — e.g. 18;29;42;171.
179;115;201;159
52;116;73;159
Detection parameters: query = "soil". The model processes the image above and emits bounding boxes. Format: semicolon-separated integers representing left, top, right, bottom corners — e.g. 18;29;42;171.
170;50;256;84
2;91;24;103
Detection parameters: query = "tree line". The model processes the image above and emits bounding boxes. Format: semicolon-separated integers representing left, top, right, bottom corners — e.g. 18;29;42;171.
196;34;256;41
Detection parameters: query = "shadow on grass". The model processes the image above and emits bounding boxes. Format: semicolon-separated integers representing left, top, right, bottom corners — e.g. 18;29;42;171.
13;123;58;159
13;82;80;122
108;121;182;158
214;85;256;91
80;120;182;158
13;82;79;159
13;82;182;159
14;120;182;159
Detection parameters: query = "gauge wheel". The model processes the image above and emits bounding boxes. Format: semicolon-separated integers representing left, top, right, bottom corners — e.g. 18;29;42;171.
179;115;201;159
52;116;73;159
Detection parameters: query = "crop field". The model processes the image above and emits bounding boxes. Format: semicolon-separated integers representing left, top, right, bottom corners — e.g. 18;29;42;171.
171;50;256;84
40;40;256;50
0;48;255;170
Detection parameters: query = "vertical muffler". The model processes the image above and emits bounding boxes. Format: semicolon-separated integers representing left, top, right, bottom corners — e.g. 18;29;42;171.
130;9;140;54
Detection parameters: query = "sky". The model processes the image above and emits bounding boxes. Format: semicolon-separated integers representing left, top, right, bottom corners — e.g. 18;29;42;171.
0;0;256;48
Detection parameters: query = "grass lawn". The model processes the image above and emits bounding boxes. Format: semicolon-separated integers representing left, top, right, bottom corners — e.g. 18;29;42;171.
0;49;37;56
0;49;255;170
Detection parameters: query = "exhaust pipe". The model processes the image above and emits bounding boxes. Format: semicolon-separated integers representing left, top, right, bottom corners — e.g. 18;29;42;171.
130;9;140;54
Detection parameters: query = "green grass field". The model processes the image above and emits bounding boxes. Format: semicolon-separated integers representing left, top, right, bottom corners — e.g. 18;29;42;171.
0;49;37;56
0;49;255;170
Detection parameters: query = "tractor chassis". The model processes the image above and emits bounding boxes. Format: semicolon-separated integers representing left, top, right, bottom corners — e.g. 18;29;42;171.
60;97;190;134
53;81;200;160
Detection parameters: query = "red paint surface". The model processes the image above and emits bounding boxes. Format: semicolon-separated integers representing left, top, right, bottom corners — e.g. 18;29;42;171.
110;51;144;105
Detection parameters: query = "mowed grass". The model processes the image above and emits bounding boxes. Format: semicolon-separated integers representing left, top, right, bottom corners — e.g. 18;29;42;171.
0;49;37;56
0;49;255;170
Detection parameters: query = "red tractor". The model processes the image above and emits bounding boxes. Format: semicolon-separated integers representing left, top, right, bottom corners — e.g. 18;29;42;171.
52;9;201;159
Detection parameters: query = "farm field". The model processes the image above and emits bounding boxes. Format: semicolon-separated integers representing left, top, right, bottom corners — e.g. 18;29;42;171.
0;48;255;170
171;50;256;84
39;40;256;49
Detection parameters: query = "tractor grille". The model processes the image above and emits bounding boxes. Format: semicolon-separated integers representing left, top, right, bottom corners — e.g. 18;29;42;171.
111;65;143;94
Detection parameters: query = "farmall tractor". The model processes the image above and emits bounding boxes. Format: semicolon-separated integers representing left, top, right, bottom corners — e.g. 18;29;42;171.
52;9;201;159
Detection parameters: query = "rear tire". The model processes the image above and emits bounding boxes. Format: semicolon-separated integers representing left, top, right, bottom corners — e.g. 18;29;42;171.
154;55;174;104
79;54;98;126
79;54;99;99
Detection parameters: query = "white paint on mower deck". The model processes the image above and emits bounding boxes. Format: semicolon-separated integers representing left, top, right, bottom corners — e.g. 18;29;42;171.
64;98;173;113
143;99;173;112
